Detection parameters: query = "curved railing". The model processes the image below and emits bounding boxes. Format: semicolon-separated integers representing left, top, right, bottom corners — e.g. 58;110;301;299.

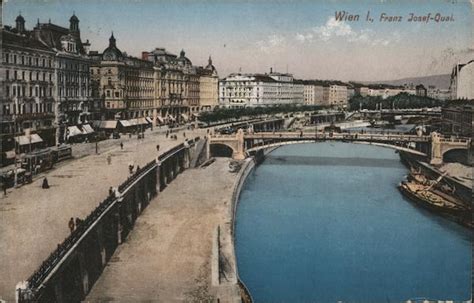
22;137;200;298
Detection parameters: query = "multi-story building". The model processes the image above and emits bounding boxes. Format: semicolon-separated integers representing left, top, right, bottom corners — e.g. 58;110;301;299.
427;86;451;101
142;48;193;123
90;34;154;123
1;14;57;160
34;15;93;143
441;104;473;137
327;84;348;107
197;56;219;112
355;86;369;97
219;71;304;108
303;81;325;105
450;60;474;100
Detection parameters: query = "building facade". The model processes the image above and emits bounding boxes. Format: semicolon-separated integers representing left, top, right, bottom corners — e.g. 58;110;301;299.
441;104;473;137
219;71;304;108
327;85;348;107
450;60;474;100
1;15;57;160
197;56;219;112
90;34;154;123
34;15;93;143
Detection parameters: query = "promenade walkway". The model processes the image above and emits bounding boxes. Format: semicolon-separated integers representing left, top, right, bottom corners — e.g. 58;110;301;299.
0;127;203;301
86;158;236;302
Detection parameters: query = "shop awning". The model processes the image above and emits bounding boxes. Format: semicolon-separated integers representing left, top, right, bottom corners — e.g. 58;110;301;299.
168;115;176;122
145;117;153;124
119;120;132;127
67;126;83;137
156;116;164;124
82;124;95;134
181;113;189;121
4;150;16;159
100;121;118;129
137;117;149;125
15;134;43;145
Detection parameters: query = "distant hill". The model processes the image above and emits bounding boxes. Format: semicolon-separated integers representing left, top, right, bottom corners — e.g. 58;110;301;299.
361;74;451;90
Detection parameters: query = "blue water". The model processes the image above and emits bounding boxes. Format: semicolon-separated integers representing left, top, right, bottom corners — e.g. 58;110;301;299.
235;142;472;303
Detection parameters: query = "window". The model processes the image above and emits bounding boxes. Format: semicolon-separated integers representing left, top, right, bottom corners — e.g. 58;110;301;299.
5;53;9;63
28;57;32;65
13;55;17;64
29;72;32;81
14;70;17;80
115;91;120;98
21;56;25;65
35;58;39;66
22;71;25;80
29;87;33;96
6;86;10;96
6;70;9;80
106;90;111;97
42;58;45;67
35;87;39;96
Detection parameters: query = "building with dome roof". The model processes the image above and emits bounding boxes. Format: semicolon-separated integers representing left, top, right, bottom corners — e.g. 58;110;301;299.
197;56;219;111
89;33;154;123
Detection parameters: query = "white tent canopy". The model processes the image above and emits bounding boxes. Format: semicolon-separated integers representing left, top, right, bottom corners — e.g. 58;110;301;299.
15;134;43;145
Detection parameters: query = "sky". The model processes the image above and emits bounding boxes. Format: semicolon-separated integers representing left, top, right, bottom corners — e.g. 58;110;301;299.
2;0;473;81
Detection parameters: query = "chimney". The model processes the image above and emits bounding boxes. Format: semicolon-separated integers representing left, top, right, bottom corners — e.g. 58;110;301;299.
141;51;149;61
270;67;273;74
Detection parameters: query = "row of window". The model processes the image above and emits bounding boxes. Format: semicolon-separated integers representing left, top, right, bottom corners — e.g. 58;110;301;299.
4;53;52;68
6;70;53;82
58;87;90;98
2;102;54;115
5;85;53;98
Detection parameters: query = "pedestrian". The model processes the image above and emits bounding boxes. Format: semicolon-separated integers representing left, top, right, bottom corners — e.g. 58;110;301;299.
68;218;75;233
136;165;140;172
42;177;49;189
156;144;160;152
2;179;7;197
183;132;186;138
207;129;210;134
129;163;134;174
120;142;123;150
109;186;113;196
107;155;112;165
166;130;169;138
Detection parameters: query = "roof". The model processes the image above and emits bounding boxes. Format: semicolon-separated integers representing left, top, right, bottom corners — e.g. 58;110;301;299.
102;33;123;61
2;28;52;52
35;22;85;54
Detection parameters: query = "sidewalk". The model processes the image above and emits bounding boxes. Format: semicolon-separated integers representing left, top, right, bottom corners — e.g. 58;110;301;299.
0;127;204;301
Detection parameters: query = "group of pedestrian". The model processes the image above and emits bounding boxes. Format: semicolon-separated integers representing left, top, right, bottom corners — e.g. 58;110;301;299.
68;217;84;233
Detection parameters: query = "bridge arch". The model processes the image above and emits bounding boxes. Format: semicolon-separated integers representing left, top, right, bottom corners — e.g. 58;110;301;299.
442;148;469;164
209;143;235;158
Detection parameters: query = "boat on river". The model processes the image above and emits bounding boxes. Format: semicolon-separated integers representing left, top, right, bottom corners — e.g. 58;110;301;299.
398;181;467;217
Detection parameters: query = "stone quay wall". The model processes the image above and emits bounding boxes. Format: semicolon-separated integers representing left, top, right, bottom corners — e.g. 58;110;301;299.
17;137;202;303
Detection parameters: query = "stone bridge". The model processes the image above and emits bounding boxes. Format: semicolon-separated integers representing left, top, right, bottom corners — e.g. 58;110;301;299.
209;130;471;165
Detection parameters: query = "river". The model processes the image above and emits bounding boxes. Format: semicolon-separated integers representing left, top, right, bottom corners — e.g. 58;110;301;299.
235;142;471;302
